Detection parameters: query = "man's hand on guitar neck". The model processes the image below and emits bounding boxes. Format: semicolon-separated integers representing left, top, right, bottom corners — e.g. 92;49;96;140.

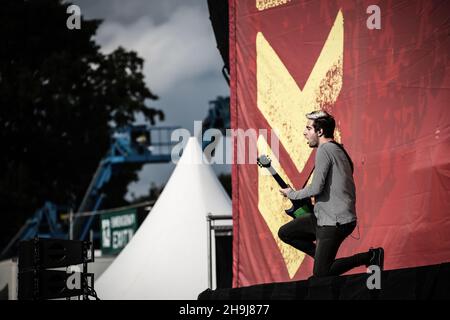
279;186;294;198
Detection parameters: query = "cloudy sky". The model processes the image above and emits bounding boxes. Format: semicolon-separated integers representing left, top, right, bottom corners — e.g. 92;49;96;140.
75;0;230;199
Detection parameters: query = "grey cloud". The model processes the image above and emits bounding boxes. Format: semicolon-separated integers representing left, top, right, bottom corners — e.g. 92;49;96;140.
96;5;223;95
73;0;204;26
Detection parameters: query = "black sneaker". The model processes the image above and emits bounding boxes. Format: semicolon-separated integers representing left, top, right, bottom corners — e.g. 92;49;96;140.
367;247;384;271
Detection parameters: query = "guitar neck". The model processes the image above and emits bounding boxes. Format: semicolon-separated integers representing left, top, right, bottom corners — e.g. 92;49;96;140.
265;165;289;188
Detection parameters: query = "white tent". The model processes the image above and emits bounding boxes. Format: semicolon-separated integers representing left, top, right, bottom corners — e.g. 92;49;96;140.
95;137;232;299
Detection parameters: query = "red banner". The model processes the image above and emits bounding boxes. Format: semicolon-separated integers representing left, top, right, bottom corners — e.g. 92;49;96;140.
230;0;450;287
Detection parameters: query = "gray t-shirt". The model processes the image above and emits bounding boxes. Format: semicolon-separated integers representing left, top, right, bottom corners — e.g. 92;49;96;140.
287;142;357;226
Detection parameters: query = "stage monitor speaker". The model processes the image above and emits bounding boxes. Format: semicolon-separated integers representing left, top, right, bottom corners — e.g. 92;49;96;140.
19;238;93;270
18;269;86;300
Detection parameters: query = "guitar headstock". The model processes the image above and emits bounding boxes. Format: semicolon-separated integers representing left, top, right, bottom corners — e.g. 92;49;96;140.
257;154;271;168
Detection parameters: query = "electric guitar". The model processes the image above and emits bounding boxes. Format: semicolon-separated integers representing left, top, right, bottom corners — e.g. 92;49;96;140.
257;155;313;219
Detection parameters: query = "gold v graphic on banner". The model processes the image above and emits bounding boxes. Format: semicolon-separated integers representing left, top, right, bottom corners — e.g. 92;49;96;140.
256;10;344;278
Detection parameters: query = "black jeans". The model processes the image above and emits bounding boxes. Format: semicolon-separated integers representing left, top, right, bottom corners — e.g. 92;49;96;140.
278;213;368;277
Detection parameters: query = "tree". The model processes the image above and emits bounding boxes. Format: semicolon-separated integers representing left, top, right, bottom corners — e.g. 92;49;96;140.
0;0;164;248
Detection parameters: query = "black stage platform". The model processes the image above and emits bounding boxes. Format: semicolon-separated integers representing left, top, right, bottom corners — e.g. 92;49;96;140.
199;262;450;300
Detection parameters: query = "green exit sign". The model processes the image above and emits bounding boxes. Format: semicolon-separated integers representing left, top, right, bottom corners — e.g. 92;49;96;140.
101;208;137;255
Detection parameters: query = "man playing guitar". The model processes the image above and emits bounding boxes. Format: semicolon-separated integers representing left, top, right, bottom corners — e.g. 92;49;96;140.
277;110;384;277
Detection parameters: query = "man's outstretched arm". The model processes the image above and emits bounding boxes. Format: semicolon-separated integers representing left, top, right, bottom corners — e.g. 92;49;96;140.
281;146;332;200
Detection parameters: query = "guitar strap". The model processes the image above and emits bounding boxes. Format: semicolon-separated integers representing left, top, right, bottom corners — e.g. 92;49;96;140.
329;141;354;174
